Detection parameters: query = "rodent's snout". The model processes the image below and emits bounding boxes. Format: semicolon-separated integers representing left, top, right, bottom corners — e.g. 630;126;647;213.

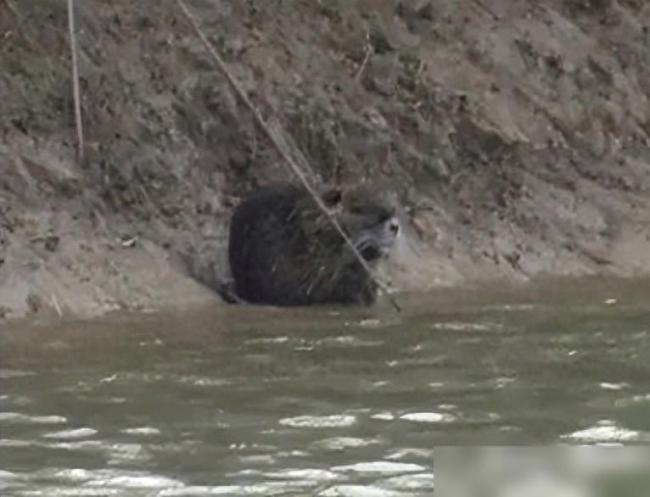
389;219;400;236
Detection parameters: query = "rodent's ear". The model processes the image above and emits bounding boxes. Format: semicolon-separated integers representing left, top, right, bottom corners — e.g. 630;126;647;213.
321;188;342;207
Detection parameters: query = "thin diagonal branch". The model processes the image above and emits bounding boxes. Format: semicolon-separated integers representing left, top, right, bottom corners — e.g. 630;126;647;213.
175;0;401;311
67;0;84;161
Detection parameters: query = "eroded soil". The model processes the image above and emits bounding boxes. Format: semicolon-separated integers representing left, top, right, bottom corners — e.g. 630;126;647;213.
2;0;650;320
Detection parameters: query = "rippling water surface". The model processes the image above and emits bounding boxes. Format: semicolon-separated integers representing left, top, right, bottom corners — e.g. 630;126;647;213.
1;279;650;496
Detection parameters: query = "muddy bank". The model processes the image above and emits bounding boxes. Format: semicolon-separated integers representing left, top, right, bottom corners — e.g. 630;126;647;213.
1;0;650;321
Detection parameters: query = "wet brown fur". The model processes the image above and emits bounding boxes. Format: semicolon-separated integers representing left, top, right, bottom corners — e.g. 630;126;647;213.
228;183;395;306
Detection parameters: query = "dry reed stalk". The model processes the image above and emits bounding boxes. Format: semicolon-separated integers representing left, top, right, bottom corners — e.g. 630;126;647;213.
175;0;401;311
51;294;63;318
355;30;372;81
67;0;84;161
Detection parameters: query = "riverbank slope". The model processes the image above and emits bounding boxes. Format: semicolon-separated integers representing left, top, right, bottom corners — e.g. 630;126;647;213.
2;0;650;321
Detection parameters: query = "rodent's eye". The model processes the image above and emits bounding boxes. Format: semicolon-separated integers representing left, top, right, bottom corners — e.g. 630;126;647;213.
377;208;395;224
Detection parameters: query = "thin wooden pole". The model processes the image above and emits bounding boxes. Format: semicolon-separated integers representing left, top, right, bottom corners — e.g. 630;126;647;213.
67;0;84;160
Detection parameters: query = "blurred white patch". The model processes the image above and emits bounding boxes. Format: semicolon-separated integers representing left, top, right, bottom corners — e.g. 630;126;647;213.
431;322;503;332
371;412;395;421
332;461;426;475
435;446;650;497
0;412;67;424
310;437;381;451
42;427;97;439
562;421;640;443
0;369;36;379
121;426;161;436
400;412;455;423
599;382;627;391
279;415;356;428
318;485;402;497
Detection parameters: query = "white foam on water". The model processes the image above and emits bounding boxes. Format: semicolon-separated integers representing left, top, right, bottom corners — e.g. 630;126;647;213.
0;471;19;492
479;304;536;312
227;442;277;451
176;376;231;387
175;481;320;495
379;473;434;491
231;467;339;483
0;469;20;491
400;412;455;423
599;382;627;391
0;439;31;447
331;461;426;475
274;449;311;458
12;488;121;496
358;319;381;328
99;374;119;383
494;377;517;388
314;336;383;348
371;412;395;421
106;443;152;464
385;448;434;460
41;440;104;451
311;436;381;451
159;487;241;496
318;485;404;497
262;468;340;481
93;396;127;404
279;415;357;428
431;321;503;332
615;392;650;407
84;472;183;489
121;426;162;436
237;454;277;465
5;395;34;407
42;428;97;439
244;336;291;345
43;441;150;465
466;411;501;423
51;468;94;481
0;369;36;379
562;421;641;442
0;412;67;424
12;469;182;494
93;475;180;488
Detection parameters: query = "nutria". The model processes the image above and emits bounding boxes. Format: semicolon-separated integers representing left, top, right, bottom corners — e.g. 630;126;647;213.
228;182;399;306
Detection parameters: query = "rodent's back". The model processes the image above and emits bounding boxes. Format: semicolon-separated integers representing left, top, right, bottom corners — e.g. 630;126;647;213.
228;183;306;304
228;182;392;306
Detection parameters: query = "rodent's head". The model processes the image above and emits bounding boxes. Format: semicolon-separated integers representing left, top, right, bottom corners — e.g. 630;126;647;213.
322;186;399;263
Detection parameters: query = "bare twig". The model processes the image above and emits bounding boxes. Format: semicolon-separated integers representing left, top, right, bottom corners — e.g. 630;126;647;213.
472;0;500;21
355;30;373;82
3;0;19;19
51;294;63;318
175;0;401;311
67;0;84;161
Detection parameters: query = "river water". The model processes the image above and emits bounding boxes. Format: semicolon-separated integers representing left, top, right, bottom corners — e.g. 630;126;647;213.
1;279;650;496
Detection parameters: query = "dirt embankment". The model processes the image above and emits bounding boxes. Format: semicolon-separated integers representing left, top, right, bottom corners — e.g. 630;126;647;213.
1;0;650;321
